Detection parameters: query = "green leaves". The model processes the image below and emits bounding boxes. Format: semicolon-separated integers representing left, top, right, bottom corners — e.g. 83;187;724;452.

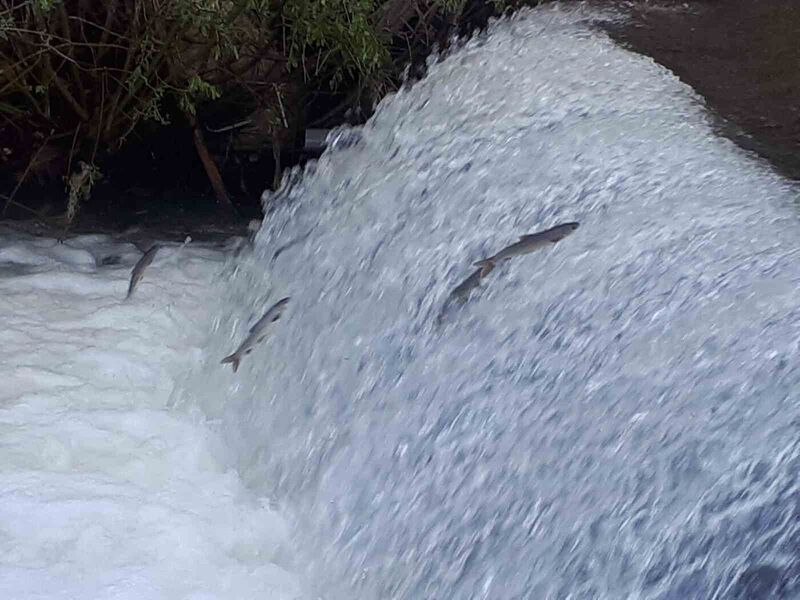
188;75;221;101
0;0;481;181
33;0;59;13
0;14;11;41
284;0;389;89
435;0;468;13
179;75;221;115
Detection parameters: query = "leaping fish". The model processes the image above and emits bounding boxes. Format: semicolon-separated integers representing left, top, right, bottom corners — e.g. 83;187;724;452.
125;244;159;300
436;262;497;326
474;222;579;277
221;297;290;373
447;263;496;305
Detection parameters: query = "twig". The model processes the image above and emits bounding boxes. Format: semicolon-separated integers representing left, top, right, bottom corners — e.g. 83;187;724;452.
274;83;288;128
91;0;121;60
91;74;104;163
114;18;185;128
42;55;90;121
224;0;251;25
206;118;252;133
57;3;86;108
0;112;23;133
0;192;50;224
308;95;352;128
103;1;141;137
272;132;281;190
189;114;238;216
2;130;54;216
0;51;50;118
66;122;81;179
27;9;86;122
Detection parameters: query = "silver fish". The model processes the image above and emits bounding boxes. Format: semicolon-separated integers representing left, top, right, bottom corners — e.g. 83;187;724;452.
473;222;579;276
448;263;496;305
125;244;159;299
221;297;290;373
436;263;497;326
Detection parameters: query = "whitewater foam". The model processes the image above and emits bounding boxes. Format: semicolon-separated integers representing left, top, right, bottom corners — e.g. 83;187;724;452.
0;229;301;599
177;4;800;599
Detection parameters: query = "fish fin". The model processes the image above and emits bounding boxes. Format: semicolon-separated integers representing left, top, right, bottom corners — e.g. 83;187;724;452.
221;354;240;372
473;259;495;278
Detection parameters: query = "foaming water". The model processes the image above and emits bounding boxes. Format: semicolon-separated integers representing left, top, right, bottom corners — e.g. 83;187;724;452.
176;5;800;598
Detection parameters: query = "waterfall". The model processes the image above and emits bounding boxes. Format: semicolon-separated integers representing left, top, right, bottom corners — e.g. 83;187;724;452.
175;4;800;598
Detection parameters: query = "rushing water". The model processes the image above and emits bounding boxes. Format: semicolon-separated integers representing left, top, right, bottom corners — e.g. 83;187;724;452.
175;4;800;599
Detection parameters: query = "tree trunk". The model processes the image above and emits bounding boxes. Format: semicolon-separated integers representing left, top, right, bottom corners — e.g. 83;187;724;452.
189;114;237;216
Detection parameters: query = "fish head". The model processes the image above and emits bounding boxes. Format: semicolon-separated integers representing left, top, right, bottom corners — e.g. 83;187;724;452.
550;222;580;241
269;297;291;321
274;297;291;314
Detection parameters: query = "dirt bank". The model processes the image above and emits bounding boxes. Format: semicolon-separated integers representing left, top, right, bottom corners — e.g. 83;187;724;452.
606;0;800;180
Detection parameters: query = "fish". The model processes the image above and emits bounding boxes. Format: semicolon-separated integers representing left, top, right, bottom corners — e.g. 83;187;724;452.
448;263;496;305
473;222;579;276
436;263;497;326
221;297;290;372
125;244;159;299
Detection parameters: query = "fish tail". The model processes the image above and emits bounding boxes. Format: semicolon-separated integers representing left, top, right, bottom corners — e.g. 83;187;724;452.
221;354;240;373
126;270;142;300
473;259;495;278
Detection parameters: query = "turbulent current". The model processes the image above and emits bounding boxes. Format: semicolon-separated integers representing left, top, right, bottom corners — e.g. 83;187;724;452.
175;5;800;599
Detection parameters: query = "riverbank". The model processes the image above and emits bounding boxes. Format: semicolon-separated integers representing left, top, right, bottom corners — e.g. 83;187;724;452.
4;0;799;238
606;0;800;180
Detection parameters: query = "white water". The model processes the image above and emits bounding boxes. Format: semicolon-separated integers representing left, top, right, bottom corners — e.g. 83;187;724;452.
172;4;800;599
0;231;301;599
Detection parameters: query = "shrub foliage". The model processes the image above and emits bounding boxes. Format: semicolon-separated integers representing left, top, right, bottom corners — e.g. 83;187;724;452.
0;0;514;215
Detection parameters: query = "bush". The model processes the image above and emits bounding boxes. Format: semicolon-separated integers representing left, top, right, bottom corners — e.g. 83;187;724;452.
0;0;509;218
